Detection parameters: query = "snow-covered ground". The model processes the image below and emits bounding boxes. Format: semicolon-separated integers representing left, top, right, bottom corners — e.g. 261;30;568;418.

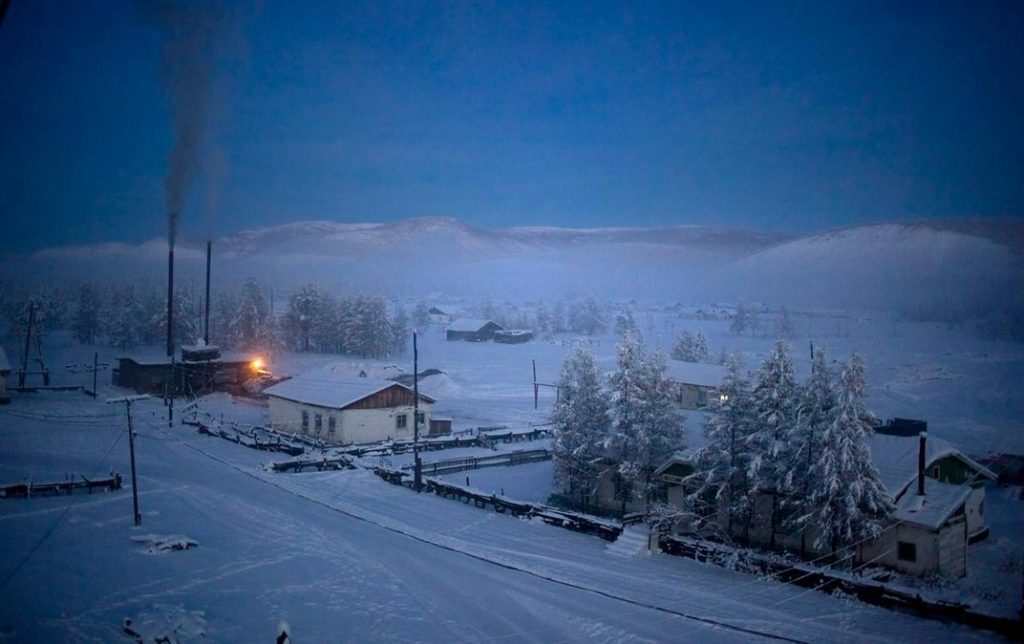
0;390;1006;642
1;310;1022;640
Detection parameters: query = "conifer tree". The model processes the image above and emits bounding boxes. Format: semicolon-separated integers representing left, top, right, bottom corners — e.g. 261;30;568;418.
801;354;894;558
551;346;610;510
686;355;756;539
747;340;799;548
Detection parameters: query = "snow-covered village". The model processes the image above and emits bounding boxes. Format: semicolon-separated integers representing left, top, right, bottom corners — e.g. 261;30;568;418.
2;2;1023;643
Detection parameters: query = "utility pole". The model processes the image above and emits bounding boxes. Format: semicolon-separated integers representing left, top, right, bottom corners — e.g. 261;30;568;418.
533;359;538;410
106;394;149;527
413;331;422;492
91;351;98;397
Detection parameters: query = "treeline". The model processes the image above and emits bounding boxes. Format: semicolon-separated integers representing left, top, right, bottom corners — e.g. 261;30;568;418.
0;279;409;359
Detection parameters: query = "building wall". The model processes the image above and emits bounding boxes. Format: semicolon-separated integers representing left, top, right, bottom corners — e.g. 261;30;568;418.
0;369;8;404
675;384;711;410
268;396;432;446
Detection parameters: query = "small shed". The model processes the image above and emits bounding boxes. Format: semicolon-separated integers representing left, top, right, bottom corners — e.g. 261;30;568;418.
264;367;436;445
112;346;256;397
664;361;728;409
0;347;11;404
446;319;504;342
493;329;534;344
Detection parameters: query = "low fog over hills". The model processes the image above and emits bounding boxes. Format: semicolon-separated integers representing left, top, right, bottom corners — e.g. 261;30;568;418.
10;216;1023;326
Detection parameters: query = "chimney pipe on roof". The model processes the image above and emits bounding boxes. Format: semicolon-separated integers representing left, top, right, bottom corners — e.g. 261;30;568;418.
918;431;927;496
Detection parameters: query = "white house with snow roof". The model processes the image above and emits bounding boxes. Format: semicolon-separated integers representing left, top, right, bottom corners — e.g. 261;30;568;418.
263;365;435;445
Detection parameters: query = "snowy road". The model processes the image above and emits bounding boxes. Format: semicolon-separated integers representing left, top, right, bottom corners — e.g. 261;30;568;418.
0;394;1003;642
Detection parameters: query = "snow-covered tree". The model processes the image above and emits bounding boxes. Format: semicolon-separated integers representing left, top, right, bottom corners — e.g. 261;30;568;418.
390;306;410;356
774;305;797;338
746;340;800;548
551;346;610;510
671;330;709;362
607;333;685;516
614;309;638;336
568;297;606;335
534;302;553;337
781;347;836;550
105;284;143;351
233;278;274;352
730;303;761;336
551;300;567;333
340;295;393;358
72;283;102;345
798;354;893;558
685;355;757;540
412;302;430;330
282;284;328;352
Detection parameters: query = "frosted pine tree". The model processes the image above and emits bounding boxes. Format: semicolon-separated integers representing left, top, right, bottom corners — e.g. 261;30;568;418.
390;306;410;356
551;346;610;511
782;347;835;552
802;353;894;560
685;354;756;540
105;284;143;351
607;333;685;516
233;278;273;352
72;283;101;345
282;284;326;351
746;340;799;548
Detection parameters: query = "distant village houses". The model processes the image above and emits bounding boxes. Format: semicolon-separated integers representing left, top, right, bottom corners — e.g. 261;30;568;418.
263;366;438;445
427;307;458;325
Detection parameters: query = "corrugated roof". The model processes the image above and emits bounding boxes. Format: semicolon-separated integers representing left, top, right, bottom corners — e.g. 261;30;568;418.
263;368;435;410
447;318;502;332
664;361;728;388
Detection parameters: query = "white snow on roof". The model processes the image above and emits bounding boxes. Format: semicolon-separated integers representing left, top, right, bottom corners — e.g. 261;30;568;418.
664;361;728;388
263;367;433;409
447;318;501;332
868;433;996;498
0;347;10;372
893;480;972;530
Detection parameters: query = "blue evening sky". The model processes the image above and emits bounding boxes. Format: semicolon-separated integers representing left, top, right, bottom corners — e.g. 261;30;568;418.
1;1;1022;252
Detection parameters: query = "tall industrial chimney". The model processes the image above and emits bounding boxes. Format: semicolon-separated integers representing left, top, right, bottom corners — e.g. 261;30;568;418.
204;240;212;345
166;241;175;357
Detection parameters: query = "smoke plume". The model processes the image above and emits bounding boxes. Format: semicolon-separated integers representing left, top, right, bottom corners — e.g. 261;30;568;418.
147;1;226;247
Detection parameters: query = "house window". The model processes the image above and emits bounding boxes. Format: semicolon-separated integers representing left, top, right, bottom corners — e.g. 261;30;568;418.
314;414;323;435
415;411;425;427
932;465;940;479
897;541;917;563
396;414;408;430
328;416;336;436
979;500;984;517
301;410;309;431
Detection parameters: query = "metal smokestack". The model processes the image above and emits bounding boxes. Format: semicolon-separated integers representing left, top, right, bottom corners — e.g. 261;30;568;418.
204;240;212;344
166;240;175;357
917;431;927;496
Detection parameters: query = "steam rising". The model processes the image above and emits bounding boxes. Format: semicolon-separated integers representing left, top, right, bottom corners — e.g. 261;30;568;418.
149;1;226;246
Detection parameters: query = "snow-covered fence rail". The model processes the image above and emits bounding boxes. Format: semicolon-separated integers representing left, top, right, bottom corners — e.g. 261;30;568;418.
369;469;622;541
194;420;305;456
409;448;551;477
658;535;1021;638
1;473;123;499
270;455;355;474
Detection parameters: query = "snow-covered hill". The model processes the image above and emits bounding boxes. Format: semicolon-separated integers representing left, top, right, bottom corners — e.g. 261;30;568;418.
10;217;1023;317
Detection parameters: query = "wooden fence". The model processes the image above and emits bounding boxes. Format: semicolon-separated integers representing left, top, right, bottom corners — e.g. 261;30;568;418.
1;474;122;498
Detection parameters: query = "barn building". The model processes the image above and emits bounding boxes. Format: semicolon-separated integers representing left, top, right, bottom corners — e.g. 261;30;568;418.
664;361;728;409
446;319;503;342
0;347;11;404
112;344;257;397
427;307;459;325
493;329;534;344
263;367;437;445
